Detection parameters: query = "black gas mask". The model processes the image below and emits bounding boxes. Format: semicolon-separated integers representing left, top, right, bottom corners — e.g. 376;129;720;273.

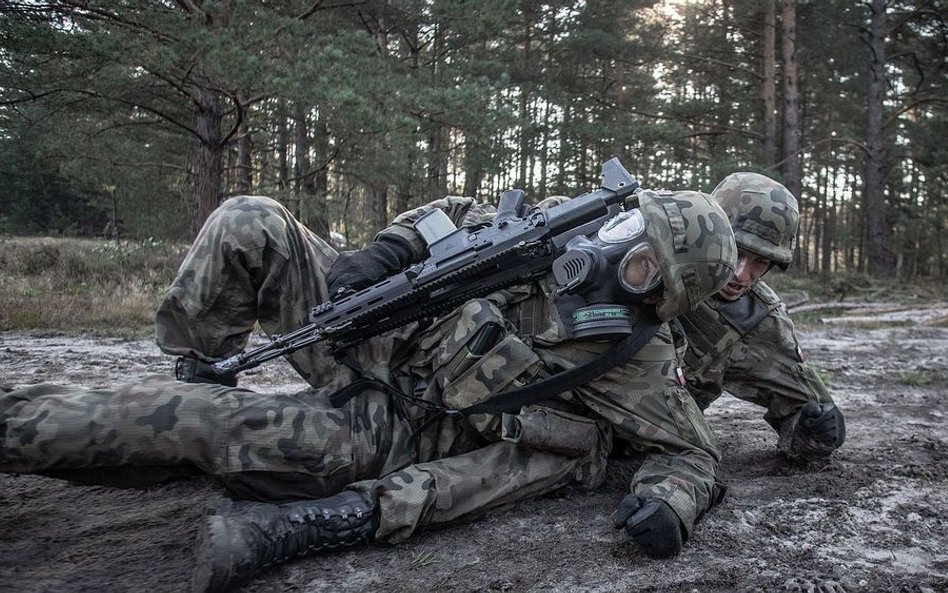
551;209;663;340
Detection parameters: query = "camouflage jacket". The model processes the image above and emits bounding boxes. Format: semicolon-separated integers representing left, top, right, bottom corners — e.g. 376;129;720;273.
371;195;689;451
677;280;830;426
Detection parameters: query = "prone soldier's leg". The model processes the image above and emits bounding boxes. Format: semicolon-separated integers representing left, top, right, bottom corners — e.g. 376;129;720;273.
155;195;341;387
191;297;613;592
348;408;611;543
0;378;411;499
193;409;611;593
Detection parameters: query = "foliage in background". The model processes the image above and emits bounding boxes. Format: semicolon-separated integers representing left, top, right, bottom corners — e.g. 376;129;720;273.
0;237;186;334
0;0;945;277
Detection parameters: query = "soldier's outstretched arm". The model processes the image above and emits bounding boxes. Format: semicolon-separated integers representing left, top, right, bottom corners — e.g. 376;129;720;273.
721;304;845;459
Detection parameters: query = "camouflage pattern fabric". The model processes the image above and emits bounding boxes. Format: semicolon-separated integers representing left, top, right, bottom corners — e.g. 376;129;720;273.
679;280;836;457
636;189;737;321
533;324;719;535
375;194;726;534
377;195;497;261
710;172;799;270
348;419;611;543
0;192;726;543
0;378;413;502
155;195;345;388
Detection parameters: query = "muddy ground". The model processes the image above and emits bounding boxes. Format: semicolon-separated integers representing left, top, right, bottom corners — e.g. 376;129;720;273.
1;308;946;593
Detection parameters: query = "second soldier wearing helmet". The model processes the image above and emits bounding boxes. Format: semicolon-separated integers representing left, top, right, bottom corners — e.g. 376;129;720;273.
679;172;846;462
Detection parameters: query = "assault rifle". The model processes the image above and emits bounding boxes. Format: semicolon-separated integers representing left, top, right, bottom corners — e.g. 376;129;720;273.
212;157;640;377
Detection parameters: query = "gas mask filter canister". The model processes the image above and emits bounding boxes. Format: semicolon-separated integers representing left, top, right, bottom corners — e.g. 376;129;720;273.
552;209;663;340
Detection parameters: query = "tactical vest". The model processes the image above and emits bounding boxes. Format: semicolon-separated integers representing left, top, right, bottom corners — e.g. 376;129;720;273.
678;281;782;405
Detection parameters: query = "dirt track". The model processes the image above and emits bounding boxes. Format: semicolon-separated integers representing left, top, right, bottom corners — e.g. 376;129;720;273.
1;318;946;593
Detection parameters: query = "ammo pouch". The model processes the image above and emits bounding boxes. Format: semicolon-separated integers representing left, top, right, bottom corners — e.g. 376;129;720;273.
500;407;601;458
441;333;542;410
412;299;543;437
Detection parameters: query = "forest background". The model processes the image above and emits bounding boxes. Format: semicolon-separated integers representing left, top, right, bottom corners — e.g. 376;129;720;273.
1;0;945;280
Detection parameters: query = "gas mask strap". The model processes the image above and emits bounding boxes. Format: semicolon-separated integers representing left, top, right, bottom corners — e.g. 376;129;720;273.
457;310;663;416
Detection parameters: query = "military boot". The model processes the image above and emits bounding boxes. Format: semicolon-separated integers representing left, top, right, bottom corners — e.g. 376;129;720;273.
192;490;378;593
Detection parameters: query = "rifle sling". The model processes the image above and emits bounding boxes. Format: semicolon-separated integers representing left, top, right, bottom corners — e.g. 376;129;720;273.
330;311;662;426
459;311;662;416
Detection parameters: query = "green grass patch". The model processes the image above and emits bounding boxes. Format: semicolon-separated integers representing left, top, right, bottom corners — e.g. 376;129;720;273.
898;370;932;386
409;550;440;569
813;367;833;389
0;236;188;334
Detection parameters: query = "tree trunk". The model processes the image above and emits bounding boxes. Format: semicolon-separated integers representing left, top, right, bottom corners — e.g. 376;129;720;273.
294;103;313;220
821;158;837;274
761;0;777;168
781;0;802;270
611;56;625;161
396;174;412;218
309;106;330;240
277;105;290;197
107;185;118;241
192;64;224;235
293;103;329;240
463;150;483;199
864;0;896;277
234;91;252;195
556;102;572;192
423;21;448;202
517;0;535;189
539;92;550;194
368;185;388;237
426;124;448;201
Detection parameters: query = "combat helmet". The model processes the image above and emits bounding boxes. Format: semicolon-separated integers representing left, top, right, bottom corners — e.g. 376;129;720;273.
637;189;737;321
710;172;799;271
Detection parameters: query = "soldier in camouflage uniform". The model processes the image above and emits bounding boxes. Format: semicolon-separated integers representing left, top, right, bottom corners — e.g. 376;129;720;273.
0;189;737;593
679;172;846;461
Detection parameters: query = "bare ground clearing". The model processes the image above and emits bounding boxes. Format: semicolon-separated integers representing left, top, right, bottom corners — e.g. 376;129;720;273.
1;311;946;593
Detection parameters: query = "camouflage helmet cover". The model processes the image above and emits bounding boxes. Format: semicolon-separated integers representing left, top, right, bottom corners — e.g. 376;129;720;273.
637;189;737;321
711;172;799;270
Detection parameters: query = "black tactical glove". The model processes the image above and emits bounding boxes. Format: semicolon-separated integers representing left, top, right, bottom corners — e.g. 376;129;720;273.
175;357;238;388
614;495;685;558
790;401;846;459
326;234;415;299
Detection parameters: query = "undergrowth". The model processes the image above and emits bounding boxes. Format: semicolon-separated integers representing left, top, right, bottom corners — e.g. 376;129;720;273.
0;236;187;334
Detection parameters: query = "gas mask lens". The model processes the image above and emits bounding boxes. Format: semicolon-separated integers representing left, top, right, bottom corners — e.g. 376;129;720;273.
618;242;661;294
597;209;646;243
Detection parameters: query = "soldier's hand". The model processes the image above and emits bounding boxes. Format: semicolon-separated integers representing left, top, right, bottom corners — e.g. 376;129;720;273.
791;401;846;458
614;494;684;558
327;235;414;300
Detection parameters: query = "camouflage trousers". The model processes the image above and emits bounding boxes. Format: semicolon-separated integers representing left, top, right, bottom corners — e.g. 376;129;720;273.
154;195;345;387
0;378;609;543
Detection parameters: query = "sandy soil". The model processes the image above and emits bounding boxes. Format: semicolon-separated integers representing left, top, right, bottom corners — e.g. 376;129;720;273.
1;315;946;593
